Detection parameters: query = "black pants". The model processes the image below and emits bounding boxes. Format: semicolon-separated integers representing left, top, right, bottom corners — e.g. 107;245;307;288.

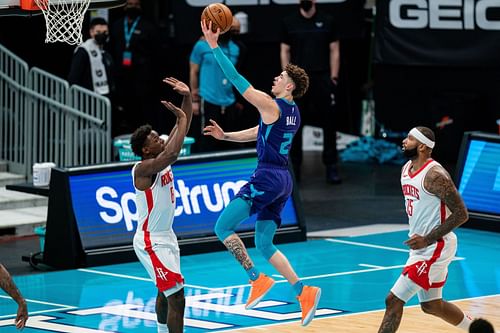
191;99;241;153
290;72;338;167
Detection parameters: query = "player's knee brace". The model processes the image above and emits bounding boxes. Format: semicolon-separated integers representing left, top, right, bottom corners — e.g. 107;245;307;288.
214;197;251;241
255;220;278;260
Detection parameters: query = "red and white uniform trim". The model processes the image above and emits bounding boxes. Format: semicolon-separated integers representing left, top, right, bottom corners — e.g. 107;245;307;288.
400;159;457;290
132;163;184;294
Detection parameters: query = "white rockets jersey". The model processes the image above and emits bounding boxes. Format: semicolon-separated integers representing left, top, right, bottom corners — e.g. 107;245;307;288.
132;163;176;235
401;159;451;237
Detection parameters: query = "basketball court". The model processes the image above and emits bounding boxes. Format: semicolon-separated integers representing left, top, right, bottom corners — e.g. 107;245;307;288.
0;1;499;332
1;228;499;332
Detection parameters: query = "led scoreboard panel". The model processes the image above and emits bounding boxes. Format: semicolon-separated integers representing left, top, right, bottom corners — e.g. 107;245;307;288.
455;132;500;231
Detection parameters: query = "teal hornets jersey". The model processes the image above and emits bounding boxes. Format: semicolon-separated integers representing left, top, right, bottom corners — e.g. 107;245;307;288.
256;98;300;168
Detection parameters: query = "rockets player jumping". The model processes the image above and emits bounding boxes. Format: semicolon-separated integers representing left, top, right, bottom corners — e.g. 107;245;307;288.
130;77;193;333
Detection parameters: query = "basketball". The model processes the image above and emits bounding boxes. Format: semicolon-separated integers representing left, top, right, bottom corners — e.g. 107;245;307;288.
201;3;233;34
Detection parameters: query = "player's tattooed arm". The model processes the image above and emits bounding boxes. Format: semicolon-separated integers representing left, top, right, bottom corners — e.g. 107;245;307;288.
224;237;254;270
0;264;28;329
0;264;24;304
423;166;469;245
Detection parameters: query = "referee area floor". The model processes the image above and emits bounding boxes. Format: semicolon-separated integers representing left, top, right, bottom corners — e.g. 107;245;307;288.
1;228;499;332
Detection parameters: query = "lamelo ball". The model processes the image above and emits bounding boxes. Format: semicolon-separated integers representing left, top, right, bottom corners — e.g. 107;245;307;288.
201;3;233;34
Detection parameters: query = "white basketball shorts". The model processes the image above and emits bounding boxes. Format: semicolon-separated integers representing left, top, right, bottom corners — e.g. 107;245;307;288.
391;232;457;303
133;231;184;297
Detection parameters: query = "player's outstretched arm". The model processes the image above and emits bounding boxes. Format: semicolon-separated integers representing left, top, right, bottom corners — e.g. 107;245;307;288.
164;77;193;132
200;20;279;124
160;77;193;146
0;264;28;329
203;119;258;142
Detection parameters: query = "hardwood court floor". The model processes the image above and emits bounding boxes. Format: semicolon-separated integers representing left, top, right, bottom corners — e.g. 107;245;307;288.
227;295;500;332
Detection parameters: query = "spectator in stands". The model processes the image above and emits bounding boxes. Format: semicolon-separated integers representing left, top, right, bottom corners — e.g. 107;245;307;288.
68;17;118;135
68;17;114;97
226;16;256;144
0;263;28;329
280;0;341;184
189;17;243;152
108;0;160;135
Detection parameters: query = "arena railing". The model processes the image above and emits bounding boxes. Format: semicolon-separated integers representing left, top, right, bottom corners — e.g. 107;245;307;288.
0;43;112;180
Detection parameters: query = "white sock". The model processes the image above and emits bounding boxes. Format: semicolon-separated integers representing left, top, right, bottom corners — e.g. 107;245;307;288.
157;322;168;333
456;313;473;331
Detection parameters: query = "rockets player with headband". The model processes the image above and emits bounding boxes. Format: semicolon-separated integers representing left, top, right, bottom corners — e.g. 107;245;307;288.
201;20;321;327
130;77;193;333
378;126;473;333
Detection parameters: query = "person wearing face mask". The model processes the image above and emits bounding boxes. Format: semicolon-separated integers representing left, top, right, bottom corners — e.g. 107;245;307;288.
68;17;114;97
108;0;160;136
280;0;341;184
377;126;472;333
189;17;244;153
69;17;118;135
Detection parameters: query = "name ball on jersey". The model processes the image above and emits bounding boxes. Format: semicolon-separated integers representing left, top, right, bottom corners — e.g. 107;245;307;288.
201;3;233;34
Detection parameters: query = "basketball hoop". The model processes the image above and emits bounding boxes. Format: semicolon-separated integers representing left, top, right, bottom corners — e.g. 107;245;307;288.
30;0;91;45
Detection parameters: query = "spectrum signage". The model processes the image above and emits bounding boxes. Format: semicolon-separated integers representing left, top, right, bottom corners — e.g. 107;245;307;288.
66;153;301;250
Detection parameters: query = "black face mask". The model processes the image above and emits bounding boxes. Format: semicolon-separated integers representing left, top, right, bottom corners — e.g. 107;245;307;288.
94;32;108;46
403;146;418;159
300;0;313;12
125;7;142;19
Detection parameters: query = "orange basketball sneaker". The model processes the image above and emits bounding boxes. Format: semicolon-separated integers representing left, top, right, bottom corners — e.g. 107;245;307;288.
297;285;322;326
245;273;275;309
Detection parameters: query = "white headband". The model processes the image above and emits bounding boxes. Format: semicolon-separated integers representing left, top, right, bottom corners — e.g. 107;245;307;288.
409;128;435;149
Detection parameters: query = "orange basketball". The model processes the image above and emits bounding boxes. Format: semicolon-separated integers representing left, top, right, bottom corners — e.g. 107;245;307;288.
201;3;233;34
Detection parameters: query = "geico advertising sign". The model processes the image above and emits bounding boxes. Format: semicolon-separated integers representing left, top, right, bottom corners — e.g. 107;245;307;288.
186;0;346;6
389;0;500;30
68;157;299;249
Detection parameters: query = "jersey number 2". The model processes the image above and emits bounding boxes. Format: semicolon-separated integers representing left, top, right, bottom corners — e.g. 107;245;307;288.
280;133;293;155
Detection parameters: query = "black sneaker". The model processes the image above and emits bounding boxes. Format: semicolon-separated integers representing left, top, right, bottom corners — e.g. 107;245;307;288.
326;165;341;184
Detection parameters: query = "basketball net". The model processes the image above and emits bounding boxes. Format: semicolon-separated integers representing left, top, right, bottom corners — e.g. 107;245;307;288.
34;0;91;45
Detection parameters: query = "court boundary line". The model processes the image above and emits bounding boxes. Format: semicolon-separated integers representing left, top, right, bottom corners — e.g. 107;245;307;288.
0;295;76;319
67;237;465;292
77;268;213;290
0;307;76;320
326;238;410;252
213;294;500;332
359;263;384;269
219;258;465;290
0;295;74;308
325;238;465;260
76;236;467;291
